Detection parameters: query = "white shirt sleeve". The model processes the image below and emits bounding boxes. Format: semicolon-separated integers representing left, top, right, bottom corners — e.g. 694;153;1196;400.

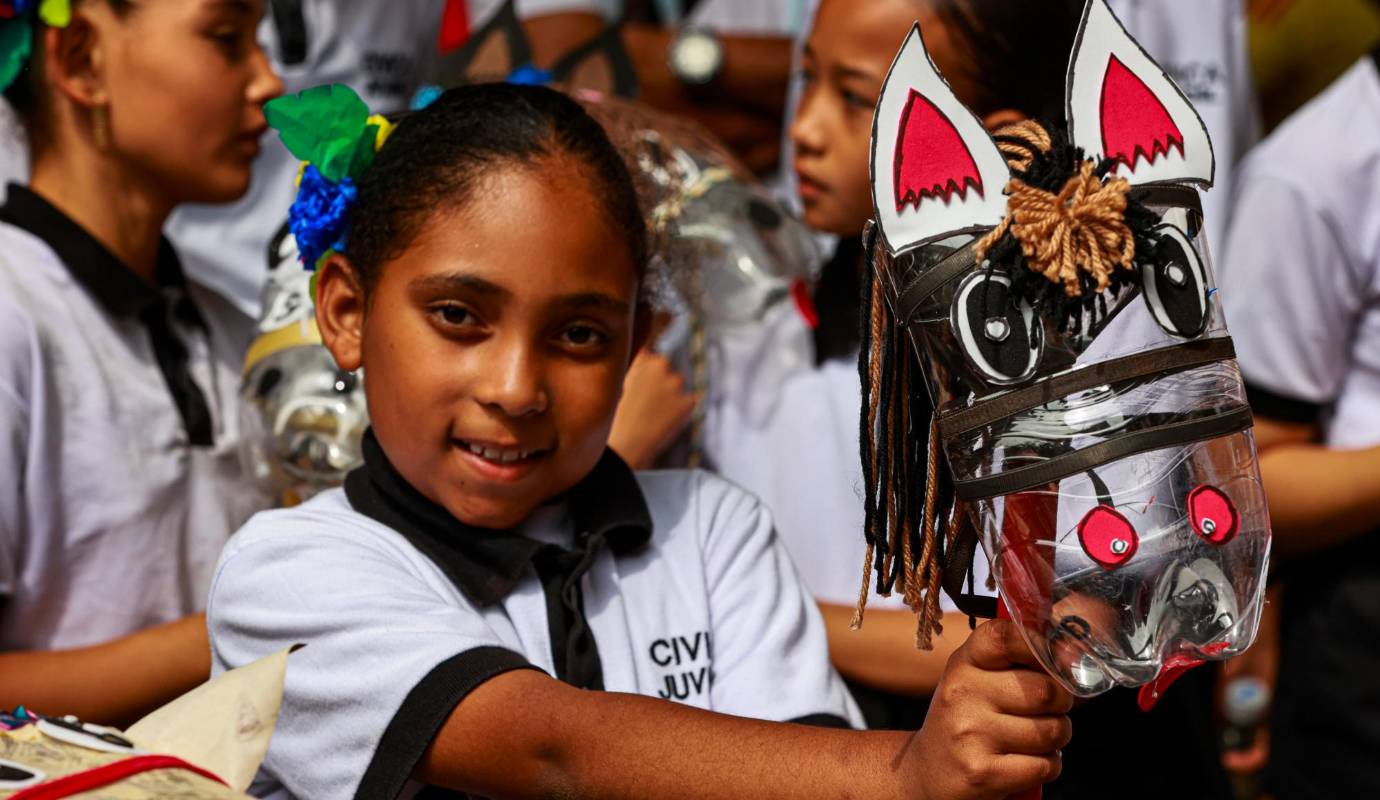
1220;170;1365;413
207;521;537;800
695;473;864;727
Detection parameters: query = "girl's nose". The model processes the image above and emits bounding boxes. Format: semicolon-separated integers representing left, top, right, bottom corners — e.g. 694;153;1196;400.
474;339;549;418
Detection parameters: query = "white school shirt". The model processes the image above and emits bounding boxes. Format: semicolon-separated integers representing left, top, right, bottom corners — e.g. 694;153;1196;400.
0;186;267;651
1220;56;1380;448
0;104;23;199
208;435;862;800
165;0;447;318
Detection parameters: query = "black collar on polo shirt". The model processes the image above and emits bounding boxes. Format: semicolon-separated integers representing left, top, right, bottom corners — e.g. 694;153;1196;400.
345;429;652;690
0;184;215;445
0;184;194;317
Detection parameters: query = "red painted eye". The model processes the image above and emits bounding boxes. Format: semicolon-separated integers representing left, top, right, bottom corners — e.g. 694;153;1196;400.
1078;504;1138;569
1188;484;1238;545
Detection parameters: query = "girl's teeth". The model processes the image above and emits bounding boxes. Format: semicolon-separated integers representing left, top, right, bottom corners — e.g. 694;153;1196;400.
465;442;538;463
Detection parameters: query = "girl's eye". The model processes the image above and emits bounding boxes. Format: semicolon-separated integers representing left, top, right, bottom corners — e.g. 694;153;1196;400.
210;29;246;56
842;89;873;111
560;325;608;348
432;305;478;327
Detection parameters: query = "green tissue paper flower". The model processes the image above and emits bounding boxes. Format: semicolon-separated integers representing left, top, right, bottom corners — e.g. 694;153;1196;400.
0;17;32;95
265;84;380;183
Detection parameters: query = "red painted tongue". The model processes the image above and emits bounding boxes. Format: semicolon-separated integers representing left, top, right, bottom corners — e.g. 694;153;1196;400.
1137;642;1230;711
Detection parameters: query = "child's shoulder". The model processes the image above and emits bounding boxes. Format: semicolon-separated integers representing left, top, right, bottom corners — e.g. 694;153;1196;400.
633;468;775;550
217;487;424;568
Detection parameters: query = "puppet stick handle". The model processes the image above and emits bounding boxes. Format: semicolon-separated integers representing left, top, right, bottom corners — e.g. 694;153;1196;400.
997;598;1043;800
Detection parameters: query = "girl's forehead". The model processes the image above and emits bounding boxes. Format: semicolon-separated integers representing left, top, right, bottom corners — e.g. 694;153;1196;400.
390;175;640;300
810;0;921;59
809;2;966;88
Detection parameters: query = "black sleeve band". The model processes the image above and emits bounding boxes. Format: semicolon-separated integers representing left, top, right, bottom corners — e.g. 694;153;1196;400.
354;646;540;800
789;713;854;729
1245;382;1326;425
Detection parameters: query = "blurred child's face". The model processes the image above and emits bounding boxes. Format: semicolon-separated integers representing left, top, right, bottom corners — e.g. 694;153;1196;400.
326;159;644;529
80;0;282;203
791;0;973;236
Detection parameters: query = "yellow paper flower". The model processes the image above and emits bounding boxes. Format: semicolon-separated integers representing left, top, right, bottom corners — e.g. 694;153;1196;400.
38;0;70;27
367;114;395;151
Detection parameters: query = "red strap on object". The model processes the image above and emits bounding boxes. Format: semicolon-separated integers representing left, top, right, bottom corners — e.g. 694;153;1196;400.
437;0;471;54
790;279;819;330
11;755;228;799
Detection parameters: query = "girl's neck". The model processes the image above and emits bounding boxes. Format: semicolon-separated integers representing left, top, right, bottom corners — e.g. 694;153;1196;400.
28;142;173;285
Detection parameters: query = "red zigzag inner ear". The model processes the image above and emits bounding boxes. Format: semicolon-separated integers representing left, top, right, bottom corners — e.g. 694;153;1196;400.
1099;54;1184;172
894;89;984;212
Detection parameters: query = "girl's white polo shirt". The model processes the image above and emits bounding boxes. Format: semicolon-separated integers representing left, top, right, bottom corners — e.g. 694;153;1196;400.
208;431;861;800
0;185;266;651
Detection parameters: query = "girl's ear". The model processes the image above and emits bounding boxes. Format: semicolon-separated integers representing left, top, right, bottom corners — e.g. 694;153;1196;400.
43;8;108;109
315;254;367;372
982;108;1026;132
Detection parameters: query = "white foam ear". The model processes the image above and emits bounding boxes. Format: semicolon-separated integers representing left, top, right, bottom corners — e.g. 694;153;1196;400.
1066;0;1214;188
870;23;1011;256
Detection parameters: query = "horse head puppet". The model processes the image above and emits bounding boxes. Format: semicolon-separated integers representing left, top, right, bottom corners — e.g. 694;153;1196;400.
858;0;1269;706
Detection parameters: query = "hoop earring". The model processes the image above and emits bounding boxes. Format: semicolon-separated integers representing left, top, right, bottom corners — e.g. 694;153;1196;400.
91;105;110;151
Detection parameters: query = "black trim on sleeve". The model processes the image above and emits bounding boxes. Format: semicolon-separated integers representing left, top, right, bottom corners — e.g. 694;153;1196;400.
354;646;540;800
789;713;853;729
1245;382;1325;425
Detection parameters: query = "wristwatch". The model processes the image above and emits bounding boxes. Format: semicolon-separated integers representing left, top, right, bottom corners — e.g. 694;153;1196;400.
667;28;725;87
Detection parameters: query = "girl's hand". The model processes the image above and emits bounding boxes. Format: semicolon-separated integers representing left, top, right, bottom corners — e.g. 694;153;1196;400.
609;350;698;469
908;619;1073;799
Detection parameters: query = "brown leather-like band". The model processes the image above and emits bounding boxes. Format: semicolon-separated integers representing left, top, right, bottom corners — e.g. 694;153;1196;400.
951;404;1254;501
938;337;1238;440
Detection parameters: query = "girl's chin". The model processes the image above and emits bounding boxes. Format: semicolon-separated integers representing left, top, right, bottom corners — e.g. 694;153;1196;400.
181;168;253;206
802;203;867;239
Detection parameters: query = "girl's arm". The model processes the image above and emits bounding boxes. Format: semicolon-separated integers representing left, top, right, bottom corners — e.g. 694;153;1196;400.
1247;414;1380;555
0;613;210;727
819;603;969;697
1259;439;1380;555
417;619;1072;800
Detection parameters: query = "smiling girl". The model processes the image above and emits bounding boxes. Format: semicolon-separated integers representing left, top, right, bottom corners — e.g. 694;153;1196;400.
206;81;1073;800
0;0;281;723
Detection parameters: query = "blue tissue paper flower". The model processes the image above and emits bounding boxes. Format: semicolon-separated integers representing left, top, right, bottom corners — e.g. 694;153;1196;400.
506;64;553;86
289;164;356;270
411;84;443;111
